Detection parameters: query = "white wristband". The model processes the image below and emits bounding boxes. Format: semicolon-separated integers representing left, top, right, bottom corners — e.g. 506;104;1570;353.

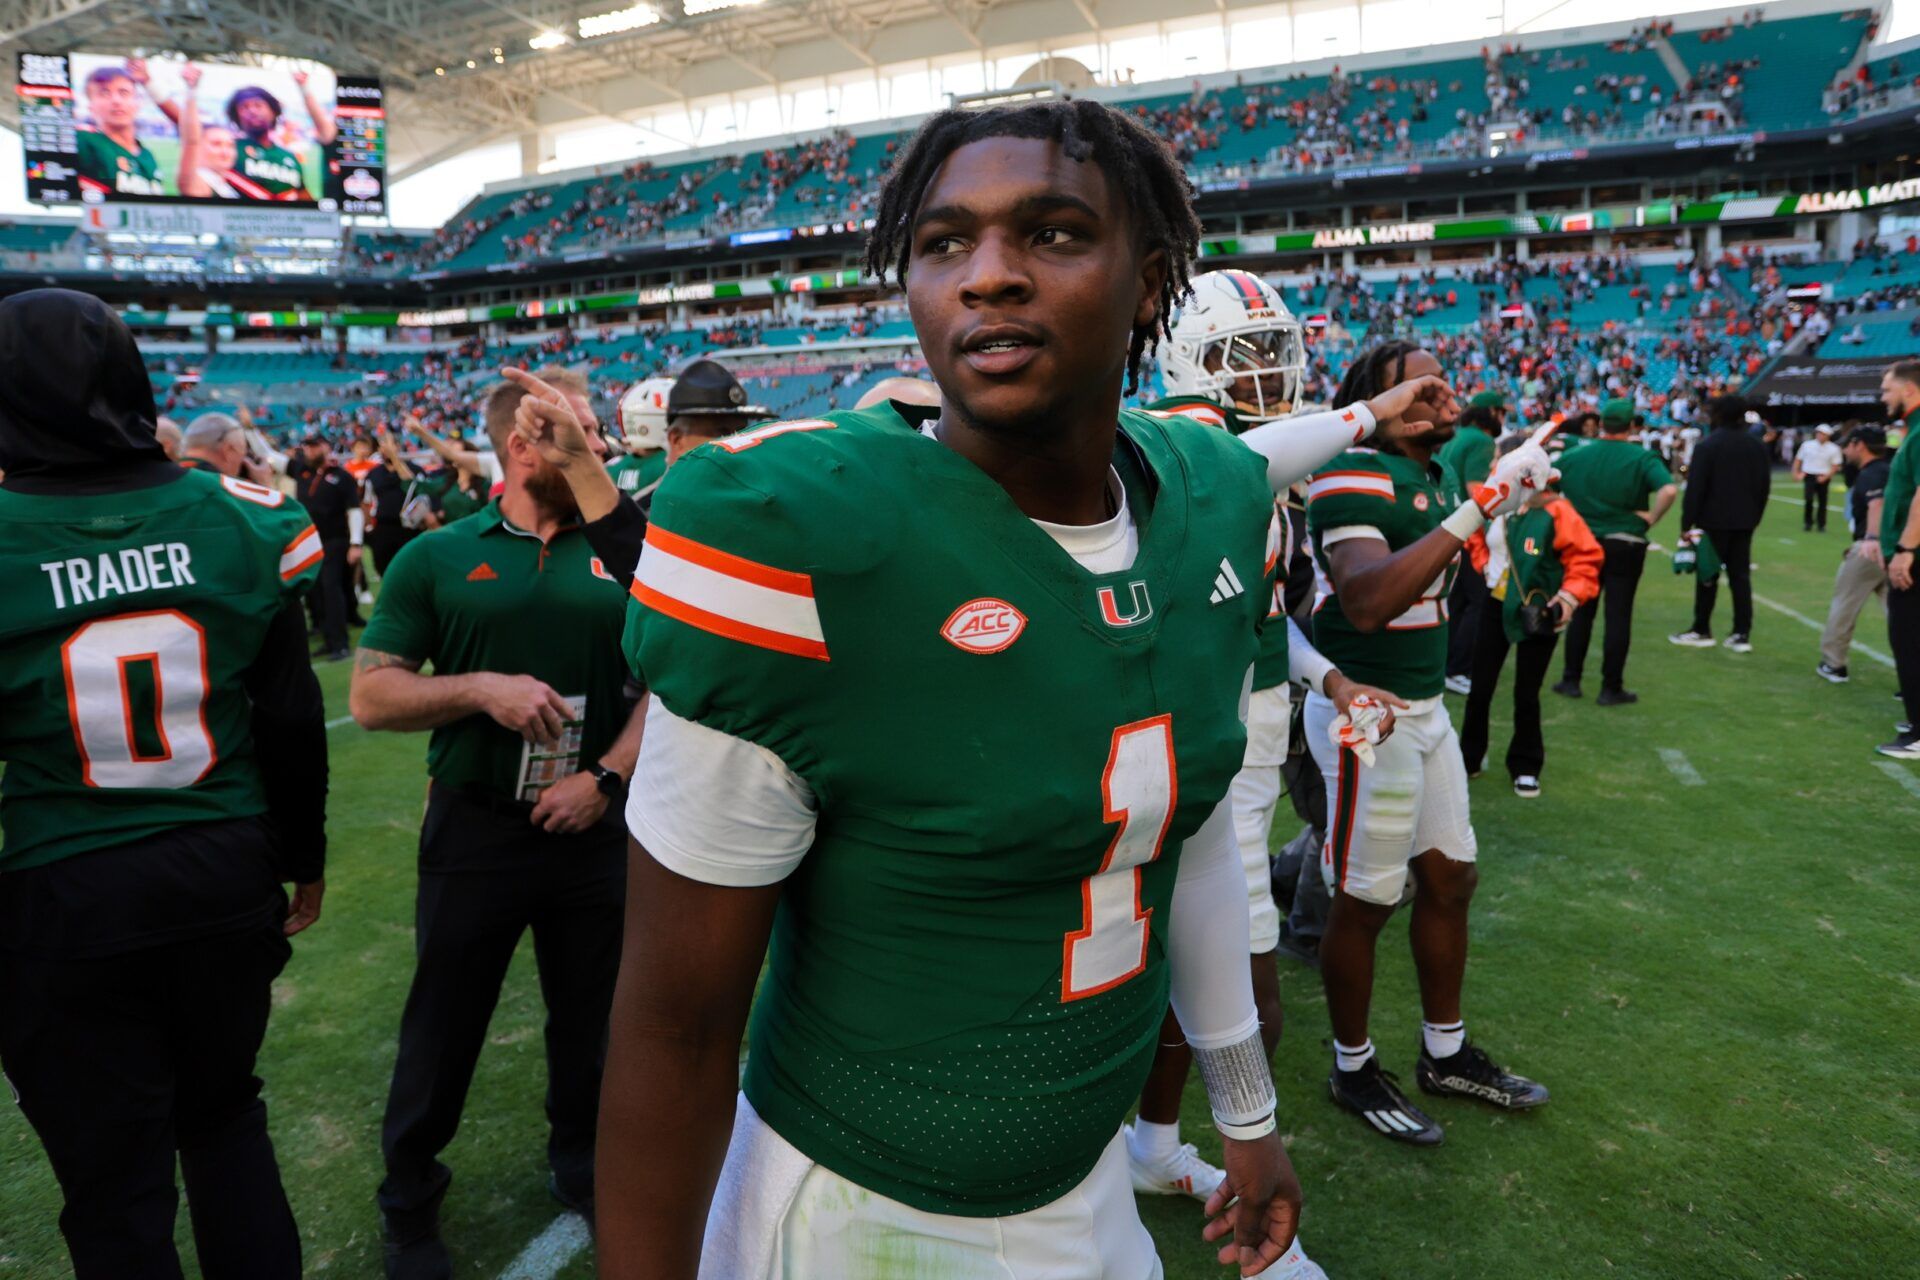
1217;1113;1278;1141
1441;500;1486;541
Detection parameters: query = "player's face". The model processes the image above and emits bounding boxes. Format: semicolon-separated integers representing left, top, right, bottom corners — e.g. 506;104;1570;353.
87;77;139;130
1882;372;1919;419
1378;349;1455;447
236;98;276;136
1203;340;1292;417
203;127;238;170
906;137;1163;436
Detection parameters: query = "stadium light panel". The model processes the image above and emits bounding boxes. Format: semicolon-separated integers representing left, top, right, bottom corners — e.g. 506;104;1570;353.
529;30;570;49
579;3;664;37
683;0;764;16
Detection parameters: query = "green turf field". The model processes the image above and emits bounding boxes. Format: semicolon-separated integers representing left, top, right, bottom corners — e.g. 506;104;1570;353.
3;476;1917;1279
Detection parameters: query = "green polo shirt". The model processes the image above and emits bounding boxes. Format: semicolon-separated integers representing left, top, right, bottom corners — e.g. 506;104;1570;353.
1556;435;1673;540
1883;409;1920;562
1436;425;1495;495
358;500;632;798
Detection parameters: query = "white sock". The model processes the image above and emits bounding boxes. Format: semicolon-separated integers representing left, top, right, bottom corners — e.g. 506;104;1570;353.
1423;1019;1466;1059
1129;1117;1180;1160
1333;1038;1374;1073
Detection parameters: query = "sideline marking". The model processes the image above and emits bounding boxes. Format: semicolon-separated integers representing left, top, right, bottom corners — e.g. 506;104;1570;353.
497;1213;591;1280
1876;761;1920;801
1657;748;1705;787
1645;543;1895;669
326;715;356;729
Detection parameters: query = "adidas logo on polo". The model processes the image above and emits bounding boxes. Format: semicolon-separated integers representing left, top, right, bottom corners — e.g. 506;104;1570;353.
1209;558;1245;605
466;562;498;582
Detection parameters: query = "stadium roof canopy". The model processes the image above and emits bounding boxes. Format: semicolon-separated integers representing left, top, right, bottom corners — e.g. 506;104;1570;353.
0;0;1892;183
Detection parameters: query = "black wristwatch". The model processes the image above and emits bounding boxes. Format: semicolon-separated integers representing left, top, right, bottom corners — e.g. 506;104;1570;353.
1897;546;1918;558
585;763;625;799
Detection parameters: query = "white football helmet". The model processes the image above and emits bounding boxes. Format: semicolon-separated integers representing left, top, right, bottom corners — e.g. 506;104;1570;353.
617;377;674;451
1161;270;1306;425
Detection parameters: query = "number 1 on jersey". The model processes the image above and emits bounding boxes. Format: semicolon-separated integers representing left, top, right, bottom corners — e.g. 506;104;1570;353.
1063;714;1178;1002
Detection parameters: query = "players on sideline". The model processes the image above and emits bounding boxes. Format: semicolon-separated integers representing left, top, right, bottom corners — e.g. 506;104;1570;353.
0;290;329;1279
1305;339;1555;1146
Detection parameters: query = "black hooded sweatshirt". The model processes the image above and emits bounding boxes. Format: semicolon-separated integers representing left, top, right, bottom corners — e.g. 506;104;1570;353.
0;290;328;956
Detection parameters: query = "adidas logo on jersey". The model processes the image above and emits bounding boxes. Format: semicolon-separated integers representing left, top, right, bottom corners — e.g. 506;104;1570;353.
1209;559;1245;605
466;562;498;582
942;597;1026;653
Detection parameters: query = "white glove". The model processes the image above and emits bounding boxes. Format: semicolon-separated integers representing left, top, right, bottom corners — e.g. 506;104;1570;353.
1472;441;1555;519
1328;692;1390;766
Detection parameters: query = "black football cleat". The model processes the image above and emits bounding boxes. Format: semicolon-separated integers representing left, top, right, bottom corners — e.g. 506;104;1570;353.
1329;1057;1444;1145
1416;1040;1550;1110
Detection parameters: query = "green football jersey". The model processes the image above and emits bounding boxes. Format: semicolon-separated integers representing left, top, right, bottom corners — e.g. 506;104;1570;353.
606;449;666;498
627;404;1272;1216
1436;424;1495;496
75;128;164;197
232;139;309;199
1306;447;1462;700
0;470;322;871
1146;394;1290;690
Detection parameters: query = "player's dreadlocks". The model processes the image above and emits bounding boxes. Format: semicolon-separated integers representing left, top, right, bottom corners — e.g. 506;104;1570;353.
864;99;1202;395
1333;338;1425;453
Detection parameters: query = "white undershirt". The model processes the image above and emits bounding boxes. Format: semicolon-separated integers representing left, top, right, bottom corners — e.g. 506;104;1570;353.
626;446;1256;1048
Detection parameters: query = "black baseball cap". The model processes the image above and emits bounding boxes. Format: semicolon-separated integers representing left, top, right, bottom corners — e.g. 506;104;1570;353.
667;359;773;423
1847;424;1888;450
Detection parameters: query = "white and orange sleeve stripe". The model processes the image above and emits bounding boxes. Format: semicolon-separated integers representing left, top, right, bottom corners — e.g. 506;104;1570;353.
630;524;829;661
1307;470;1395;503
280;525;323;579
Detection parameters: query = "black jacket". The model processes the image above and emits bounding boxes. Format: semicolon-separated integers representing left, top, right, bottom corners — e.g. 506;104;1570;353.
1682;426;1772;532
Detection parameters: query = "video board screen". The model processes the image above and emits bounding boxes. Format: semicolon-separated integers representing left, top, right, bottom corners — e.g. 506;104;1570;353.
18;53;385;213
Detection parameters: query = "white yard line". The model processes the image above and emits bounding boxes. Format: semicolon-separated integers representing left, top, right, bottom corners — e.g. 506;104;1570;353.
1657;748;1706;787
496;1213;591;1280
1876;761;1920;801
325;714;356;730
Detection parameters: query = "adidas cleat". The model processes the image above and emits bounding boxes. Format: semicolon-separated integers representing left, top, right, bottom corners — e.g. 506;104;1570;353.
1328;1058;1443;1146
1123;1123;1225;1201
1416;1041;1550;1110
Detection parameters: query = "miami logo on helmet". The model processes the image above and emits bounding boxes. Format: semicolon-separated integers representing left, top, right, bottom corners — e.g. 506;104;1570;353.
1097;581;1153;628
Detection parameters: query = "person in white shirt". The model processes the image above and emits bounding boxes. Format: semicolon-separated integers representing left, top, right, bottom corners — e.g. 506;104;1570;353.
1792;424;1845;532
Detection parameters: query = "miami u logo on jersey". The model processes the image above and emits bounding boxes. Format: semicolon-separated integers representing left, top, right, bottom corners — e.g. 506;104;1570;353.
1097;581;1153;628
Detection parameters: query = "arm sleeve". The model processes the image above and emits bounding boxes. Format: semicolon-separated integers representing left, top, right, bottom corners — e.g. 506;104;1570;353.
1239;403;1376;494
241;600;328;883
581;494;648;587
624;697;816;887
1167;793;1260;1052
1552;503;1605;605
348;506;365;545
1286;616;1335;695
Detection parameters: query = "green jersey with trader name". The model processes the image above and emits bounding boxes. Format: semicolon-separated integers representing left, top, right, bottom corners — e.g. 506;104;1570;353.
1306;447;1462;700
0;470;321;871
75;127;164;197
606;449;666;499
232;139;309;199
1146;394;1290;689
627;403;1271;1216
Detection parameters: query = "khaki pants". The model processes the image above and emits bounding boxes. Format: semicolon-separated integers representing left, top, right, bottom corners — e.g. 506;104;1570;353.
1819;543;1890;669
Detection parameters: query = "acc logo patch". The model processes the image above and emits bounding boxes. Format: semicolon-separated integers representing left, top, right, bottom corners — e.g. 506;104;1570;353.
942;597;1027;654
1412;492;1431;512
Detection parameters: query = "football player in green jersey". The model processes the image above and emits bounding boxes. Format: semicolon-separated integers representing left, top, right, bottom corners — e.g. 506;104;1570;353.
224;86;313;200
590;99;1319;1280
1304;339;1556;1148
76;63;164;198
0;290;327;1279
607;377;673;501
1129;270;1438;1220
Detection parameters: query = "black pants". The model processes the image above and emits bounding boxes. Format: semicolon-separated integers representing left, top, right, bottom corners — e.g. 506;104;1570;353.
1445;566;1487;679
310;537;351;652
1692;527;1755;637
0;924;299;1280
1460;592;1559;779
368;524;414;577
1890;580;1920;730
1561;537;1647;690
1804;476;1832;530
379;785;626;1223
